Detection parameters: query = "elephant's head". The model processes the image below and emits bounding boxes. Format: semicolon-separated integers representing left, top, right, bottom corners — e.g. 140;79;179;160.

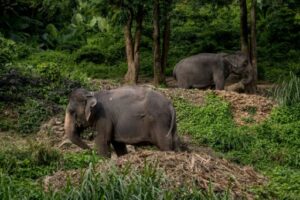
64;89;97;137
223;51;249;75
223;52;253;85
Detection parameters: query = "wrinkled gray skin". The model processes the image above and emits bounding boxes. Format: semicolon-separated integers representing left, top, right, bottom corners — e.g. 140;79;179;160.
63;86;179;158
173;52;252;90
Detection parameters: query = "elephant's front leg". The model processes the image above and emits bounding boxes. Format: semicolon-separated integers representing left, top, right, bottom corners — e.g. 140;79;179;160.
111;141;128;157
94;120;112;158
213;71;225;90
95;135;111;158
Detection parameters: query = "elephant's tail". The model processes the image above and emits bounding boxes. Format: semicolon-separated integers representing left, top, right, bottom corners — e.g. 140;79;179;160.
167;104;176;140
172;67;177;80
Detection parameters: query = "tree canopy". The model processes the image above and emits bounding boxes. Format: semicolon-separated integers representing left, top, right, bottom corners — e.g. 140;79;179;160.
0;0;299;81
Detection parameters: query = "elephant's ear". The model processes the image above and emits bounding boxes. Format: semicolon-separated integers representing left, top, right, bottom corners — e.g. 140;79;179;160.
223;52;248;74
223;54;239;69
85;93;97;121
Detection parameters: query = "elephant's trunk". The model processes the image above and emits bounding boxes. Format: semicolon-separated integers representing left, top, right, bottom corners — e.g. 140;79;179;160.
241;63;253;85
173;66;177;80
63;110;91;150
167;104;176;137
64;111;75;140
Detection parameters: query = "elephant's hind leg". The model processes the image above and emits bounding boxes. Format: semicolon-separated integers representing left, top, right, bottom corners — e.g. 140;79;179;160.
152;126;174;151
177;78;191;89
112;141;128;157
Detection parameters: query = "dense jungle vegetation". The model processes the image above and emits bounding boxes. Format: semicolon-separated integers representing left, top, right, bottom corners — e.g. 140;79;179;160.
0;0;299;199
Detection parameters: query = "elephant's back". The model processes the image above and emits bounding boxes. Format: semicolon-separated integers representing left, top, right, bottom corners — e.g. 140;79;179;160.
101;86;171;114
109;87;172;120
174;53;222;88
176;53;220;69
106;87;172;143
107;86;150;102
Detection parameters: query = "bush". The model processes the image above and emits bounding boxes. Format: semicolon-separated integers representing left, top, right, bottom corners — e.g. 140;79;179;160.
75;45;106;64
0;35;33;67
75;32;125;65
17;50;89;83
273;72;300;106
0;36;18;66
0;173;46;200
17;99;50;134
0;66;83;133
0;143;61;178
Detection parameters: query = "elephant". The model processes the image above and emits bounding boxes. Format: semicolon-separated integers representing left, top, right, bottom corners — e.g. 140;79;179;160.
63;86;179;158
173;52;253;90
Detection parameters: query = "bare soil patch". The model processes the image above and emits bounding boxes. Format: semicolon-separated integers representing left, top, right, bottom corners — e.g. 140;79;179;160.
215;90;275;125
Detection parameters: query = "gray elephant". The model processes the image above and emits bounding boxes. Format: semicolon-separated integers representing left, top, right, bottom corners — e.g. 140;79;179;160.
173;52;252;90
63;86;179;158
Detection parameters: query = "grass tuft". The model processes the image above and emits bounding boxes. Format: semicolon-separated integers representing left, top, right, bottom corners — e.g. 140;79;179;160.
273;72;300;106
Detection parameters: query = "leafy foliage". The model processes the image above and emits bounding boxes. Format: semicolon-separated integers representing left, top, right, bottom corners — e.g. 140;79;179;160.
0;35;32;67
0;64;83;133
0;143;61;178
2;0;299;80
17;99;50;134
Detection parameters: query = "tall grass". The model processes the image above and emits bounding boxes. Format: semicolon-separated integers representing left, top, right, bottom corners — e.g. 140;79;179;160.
53;163;231;200
273;72;300;106
0;163;231;200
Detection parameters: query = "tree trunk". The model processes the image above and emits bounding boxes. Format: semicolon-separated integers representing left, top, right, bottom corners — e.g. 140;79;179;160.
246;0;257;93
124;9;135;84
153;0;162;86
133;5;144;83
124;7;144;84
161;0;172;82
239;0;249;55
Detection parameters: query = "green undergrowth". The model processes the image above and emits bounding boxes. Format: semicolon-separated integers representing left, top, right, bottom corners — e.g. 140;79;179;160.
0;65;83;133
0;142;104;200
0;139;231;200
0;162;231;200
272;72;300;106
174;92;300;199
0;142;101;178
17;49;127;80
